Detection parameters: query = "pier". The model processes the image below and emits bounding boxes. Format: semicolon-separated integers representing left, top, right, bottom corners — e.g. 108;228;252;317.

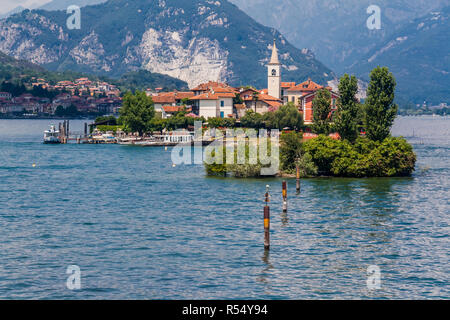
58;120;90;144
54;120;215;146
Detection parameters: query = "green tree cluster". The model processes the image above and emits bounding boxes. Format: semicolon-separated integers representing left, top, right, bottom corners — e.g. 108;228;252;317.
279;131;302;172
311;89;332;135
240;103;303;130
303;135;416;177
334;74;360;142
364;67;398;142
119;91;155;135
149;108;205;132
207;117;236;128
204;140;274;178
95;115;118;125
279;131;317;176
55;105;80;117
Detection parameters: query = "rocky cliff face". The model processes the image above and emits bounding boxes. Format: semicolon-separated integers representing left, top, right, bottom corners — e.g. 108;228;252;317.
0;0;335;88
137;29;230;87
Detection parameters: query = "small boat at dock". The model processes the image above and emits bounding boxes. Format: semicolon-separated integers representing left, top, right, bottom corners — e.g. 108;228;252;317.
43;125;61;144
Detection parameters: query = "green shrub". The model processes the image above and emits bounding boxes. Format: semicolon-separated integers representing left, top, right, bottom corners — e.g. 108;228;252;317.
204;140;275;178
303;135;346;173
367;137;417;177
96;125;123;133
295;153;318;177
280;131;302;172
304;136;416;177
204;147;227;177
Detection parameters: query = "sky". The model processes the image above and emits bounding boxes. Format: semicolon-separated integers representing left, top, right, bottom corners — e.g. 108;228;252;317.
0;0;51;14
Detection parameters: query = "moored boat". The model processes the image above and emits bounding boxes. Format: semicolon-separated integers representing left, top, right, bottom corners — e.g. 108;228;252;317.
43;125;61;144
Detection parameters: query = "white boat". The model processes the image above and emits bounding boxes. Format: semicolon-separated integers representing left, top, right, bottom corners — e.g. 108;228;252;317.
117;137;144;145
92;132;117;144
43;125;61;144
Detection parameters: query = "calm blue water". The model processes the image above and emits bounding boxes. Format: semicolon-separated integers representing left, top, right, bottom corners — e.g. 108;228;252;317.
0;116;448;299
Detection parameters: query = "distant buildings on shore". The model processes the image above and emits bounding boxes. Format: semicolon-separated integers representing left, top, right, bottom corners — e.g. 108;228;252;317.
1;41;342;120
0;77;122;116
33;77;121;98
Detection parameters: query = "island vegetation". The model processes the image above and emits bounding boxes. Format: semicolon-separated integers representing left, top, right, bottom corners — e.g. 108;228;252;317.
204;67;417;178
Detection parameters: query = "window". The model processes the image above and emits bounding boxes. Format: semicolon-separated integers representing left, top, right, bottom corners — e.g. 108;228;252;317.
220;100;224;107
271;69;277;76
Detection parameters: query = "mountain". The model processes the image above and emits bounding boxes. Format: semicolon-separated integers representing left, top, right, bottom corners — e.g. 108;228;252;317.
0;0;335;89
230;0;448;73
0;50;47;80
349;7;450;105
0;6;26;20
39;0;107;10
0;51;188;91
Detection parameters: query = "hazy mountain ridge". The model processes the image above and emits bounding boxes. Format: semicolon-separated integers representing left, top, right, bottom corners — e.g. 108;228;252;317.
0;0;335;89
230;0;448;71
0;50;189;91
39;0;107;11
350;7;450;104
230;0;449;104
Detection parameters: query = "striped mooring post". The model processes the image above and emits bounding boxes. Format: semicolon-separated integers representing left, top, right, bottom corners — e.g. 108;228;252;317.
296;165;301;193
282;181;288;213
264;185;270;250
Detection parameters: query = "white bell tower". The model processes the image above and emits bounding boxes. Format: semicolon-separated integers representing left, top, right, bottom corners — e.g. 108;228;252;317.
268;40;281;99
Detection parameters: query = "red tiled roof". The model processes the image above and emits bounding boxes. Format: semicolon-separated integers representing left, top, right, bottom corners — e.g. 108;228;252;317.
152;93;176;104
152;91;195;103
258;93;281;101
191;81;231;91
281;82;296;88
190;92;235;100
175;92;195;100
212;87;237;94
162;106;191;113
287;79;323;92
264;100;282;108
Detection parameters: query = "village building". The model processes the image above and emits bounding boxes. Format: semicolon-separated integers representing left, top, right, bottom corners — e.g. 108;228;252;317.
162;106;192;119
150;91;195;113
238;87;282;114
265;41;340;124
0;92;12;100
285;79;339;124
191;81;233;96
190;86;236;119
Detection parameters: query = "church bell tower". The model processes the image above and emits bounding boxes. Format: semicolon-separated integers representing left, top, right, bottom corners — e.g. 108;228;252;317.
268;40;281;99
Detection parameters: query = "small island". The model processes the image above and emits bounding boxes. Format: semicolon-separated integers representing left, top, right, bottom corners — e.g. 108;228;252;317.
203;67;416;178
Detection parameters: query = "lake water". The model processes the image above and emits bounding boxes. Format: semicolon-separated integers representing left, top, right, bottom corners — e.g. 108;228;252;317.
0;116;448;299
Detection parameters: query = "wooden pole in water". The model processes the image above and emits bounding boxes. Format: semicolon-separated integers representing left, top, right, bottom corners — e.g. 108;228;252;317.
264;185;270;250
62;121;66;143
296;165;300;193
282;181;287;213
84;122;88;136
